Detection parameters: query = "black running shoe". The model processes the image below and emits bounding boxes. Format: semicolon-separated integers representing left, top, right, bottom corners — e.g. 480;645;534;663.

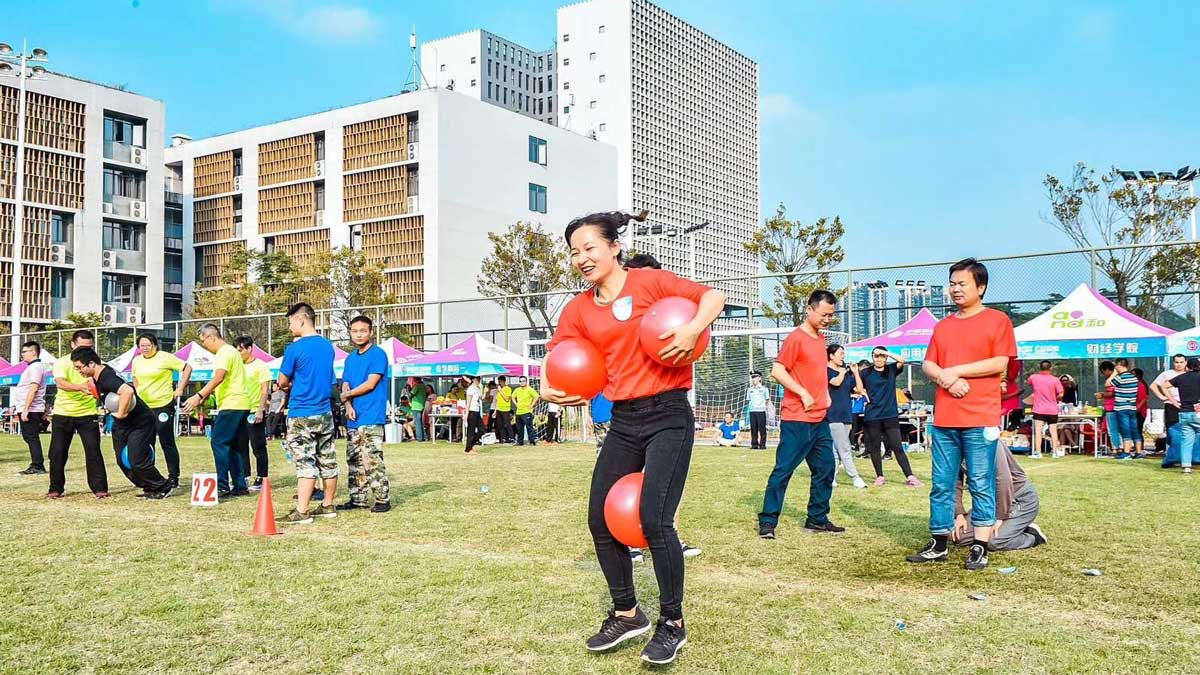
336;501;369;511
640;618;687;665
804;520;846;533
758;523;776;539
230;488;251;497
585;608;651;652
17;466;46;475
905;538;948;563
964;543;989;571
145;488;173;500
371;501;392;513
1027;522;1047;546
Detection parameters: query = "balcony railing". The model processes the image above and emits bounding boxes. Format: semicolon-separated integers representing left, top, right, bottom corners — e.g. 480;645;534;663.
103;194;147;220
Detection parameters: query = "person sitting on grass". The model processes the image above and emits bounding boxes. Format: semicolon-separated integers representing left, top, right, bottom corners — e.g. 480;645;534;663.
717;412;742;447
950;441;1046;552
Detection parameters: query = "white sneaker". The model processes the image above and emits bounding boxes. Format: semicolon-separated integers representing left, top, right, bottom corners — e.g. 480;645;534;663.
1031;452;1043;459
852;477;868;489
681;543;702;558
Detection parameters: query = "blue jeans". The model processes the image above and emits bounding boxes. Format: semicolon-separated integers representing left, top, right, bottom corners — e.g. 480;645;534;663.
414;409;426;441
1114;409;1141;446
1104;411;1123;449
758;421;836;526
211;410;249;492
929;426;996;535
1177;413;1200;468
515;413;536;445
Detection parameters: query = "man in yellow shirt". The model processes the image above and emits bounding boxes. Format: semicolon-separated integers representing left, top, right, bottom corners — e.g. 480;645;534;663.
495;375;514;443
512;375;540;446
236;336;273;491
132;333;193;489
183;324;251;497
47;330;108;499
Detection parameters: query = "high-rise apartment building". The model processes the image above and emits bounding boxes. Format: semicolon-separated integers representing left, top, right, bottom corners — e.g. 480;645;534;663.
0;60;166;357
165;87;615;346
895;280;945;323
427;0;761;318
851;280;889;341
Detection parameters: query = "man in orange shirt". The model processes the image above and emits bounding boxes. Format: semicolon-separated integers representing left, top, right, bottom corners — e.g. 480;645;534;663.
758;290;844;539
908;258;1016;571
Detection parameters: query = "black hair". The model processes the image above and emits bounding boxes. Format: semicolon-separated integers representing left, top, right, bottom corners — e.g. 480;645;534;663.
949;258;989;297
286;302;316;322
498;375;507;383
750;370;762;378
21;340;40;353
826;344;843;358
857;359;870;368
136;333;158;347
70;346;101;366
519;376;528;382
808;289;837;307
234;335;255;350
350;315;373;328
1189;357;1200;372
1039;360;1052;370
1115;357;1129;367
623;252;662;270
71;329;94;343
563;210;648;263
872;346;887;355
1132;367;1146;384
1099;360;1115;372
1173;353;1187;361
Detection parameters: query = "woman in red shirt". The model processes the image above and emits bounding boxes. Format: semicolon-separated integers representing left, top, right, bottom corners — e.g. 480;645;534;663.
541;210;725;665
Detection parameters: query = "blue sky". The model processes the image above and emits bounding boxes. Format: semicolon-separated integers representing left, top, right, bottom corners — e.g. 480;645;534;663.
8;1;1200;268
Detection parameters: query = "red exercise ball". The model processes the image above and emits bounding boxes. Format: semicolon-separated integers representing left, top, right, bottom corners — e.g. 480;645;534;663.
86;379;100;400
638;296;710;367
545;338;607;399
604;472;648;548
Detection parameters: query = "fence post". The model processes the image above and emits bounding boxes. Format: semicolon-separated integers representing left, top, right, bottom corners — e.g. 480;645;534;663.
845;268;855;342
219;318;225;339
266;318;272;353
375;307;383;344
503;301;510;350
437;302;444;349
1089;249;1098;289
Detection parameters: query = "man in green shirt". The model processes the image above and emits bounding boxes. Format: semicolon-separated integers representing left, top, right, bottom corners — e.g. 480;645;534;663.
183;324;251;497
512;375;540;446
47;330;108;499
410;377;428;441
495;375;514;443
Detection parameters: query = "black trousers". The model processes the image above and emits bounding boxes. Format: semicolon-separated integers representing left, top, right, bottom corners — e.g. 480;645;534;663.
749;411;767;448
496;410;514;442
20;411;45;469
545;412;560;443
49;415;107;494
150;404;181;481
113;419;170;493
864;417;913;478
248;420;269;477
589;389;693;621
850;414;865;450
515;413;536;445
464;411;485;452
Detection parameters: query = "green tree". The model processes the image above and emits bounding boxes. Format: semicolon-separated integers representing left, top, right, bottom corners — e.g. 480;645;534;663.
189;247;298;319
743;203;845;326
293;247;396;342
1043;163;1199;316
476;221;578;334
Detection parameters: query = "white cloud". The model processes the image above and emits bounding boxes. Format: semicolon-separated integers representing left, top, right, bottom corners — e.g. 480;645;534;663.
213;1;381;43
1072;8;1116;49
760;93;821;128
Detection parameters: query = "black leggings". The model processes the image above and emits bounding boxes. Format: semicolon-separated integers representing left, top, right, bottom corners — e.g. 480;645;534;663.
589;389;693;621
864;417;913;478
150;405;181;480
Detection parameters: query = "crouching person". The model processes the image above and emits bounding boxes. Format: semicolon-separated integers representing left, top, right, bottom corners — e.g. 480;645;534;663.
951;441;1047;551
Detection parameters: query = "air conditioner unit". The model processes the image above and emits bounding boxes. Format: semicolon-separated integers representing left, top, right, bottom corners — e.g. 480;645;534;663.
126;306;143;324
50;244;67;263
407;143;418;161
314;160;325;177
102;304;118;323
129;146;146;167
130;199;145;219
407;196;418;213
233;175;242;191
315;210;325;227
101;250;116;269
102;202;114;215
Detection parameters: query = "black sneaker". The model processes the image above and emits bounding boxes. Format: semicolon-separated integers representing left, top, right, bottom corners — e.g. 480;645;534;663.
965;544;989;571
230;488;251;497
629;548;644;563
168;477;180;490
758;523;776;539
905;538;948;563
17;466;46;475
144;488;173;500
585;608;651;652
217;489;232;499
804;520;846;534
371;501;392;513
640;618;687;665
336;501;369;511
1027;523;1047;547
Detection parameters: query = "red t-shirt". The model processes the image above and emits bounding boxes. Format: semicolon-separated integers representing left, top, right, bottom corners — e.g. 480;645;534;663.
548;268;710;402
925;307;1017;428
776;326;830;423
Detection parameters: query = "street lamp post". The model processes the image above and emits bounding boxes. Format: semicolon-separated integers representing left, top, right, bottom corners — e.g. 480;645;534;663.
0;39;49;361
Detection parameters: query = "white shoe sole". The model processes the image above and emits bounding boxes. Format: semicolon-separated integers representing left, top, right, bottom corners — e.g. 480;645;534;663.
682;549;702;558
586;622;651;652
641;637;687;664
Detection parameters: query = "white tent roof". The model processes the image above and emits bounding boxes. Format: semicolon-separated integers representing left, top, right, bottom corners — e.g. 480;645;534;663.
1014;283;1172;341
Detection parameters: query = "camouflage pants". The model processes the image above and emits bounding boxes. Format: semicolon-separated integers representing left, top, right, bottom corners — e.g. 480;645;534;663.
288;413;338;480
347;425;390;505
593;422;610;453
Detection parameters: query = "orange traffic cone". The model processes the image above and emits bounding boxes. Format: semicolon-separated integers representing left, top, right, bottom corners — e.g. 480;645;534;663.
249;478;283;536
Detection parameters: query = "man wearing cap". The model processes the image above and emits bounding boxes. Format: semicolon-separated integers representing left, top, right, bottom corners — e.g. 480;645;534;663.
746;371;771;449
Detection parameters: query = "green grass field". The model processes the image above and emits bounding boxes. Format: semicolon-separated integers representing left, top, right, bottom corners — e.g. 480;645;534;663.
1;433;1197;674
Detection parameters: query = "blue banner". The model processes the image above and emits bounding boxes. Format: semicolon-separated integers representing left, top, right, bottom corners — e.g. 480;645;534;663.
1016;337;1166;360
844;345;928;362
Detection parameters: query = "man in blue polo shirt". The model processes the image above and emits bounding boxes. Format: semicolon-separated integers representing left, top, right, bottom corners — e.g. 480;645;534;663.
338;315;392;513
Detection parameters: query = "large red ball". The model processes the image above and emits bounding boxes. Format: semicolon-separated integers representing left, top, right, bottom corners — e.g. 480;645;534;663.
638;296;711;367
545;338;606;399
604;472;648;548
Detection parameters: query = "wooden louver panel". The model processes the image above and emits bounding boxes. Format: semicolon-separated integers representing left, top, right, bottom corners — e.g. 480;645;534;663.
343;114;407;171
194;151;235;199
198;241;244;288
344;165;407;224
0;203;13;258
24;92;86;154
258;183;316;235
259;133;316;187
24;148;83;209
0;86;17;142
192;196;235;244
22;207;54;262
22;263;51;320
271;228;330;268
361;215;423;269
0;143;14;200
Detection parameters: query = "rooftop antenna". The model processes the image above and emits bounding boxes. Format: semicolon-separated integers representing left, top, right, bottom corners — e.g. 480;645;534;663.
404;26;431;93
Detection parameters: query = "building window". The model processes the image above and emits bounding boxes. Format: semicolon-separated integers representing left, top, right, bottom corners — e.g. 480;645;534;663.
233;149;243;177
563;105;570;114
440;64;446;72
487;37;492;54
315;182;326;212
528;183;547;213
562;33;570;42
314;134;325;161
51;269;68;299
589;52;596;61
103;220;143;251
589;100;597;109
103;167;145;201
165;205;183;241
102;273;142;304
51;213;72;244
563;58;570;66
599;25;606;33
503;89;508;105
470;79;477;87
599;123;607;132
564;82;570;90
528;136;547;165
470;56;477;64
599;74;606;83
103;114;146;148
488;82;492;98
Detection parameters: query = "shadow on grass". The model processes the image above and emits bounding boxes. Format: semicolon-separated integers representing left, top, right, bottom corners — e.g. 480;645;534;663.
391;481;446;506
736;491;806;524
837;501;927;547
